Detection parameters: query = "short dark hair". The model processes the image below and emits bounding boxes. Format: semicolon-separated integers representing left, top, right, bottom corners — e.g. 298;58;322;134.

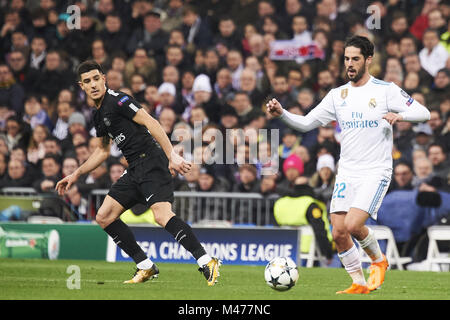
77;60;104;80
344;35;374;59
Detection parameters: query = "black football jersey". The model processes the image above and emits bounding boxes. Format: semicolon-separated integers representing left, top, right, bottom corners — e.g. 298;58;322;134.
93;88;163;165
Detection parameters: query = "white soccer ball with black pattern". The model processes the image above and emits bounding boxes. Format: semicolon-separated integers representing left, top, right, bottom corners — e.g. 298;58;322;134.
264;257;299;291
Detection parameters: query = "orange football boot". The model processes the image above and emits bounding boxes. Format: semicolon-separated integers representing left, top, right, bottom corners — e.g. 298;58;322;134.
336;283;370;294
367;254;389;291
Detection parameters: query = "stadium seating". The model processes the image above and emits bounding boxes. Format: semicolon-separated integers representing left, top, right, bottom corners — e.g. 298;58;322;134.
359;225;412;270
424;225;450;271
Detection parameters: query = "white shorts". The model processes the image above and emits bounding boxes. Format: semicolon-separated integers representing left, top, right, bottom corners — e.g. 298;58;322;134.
329;173;391;220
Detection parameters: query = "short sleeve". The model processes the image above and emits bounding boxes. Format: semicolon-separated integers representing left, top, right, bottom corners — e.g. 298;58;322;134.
386;83;415;113
115;94;142;120
307;90;336;125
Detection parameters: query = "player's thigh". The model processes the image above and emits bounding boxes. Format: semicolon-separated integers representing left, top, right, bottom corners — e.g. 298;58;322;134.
351;175;390;220
330;175;353;214
150;201;175;227
96;195;126;228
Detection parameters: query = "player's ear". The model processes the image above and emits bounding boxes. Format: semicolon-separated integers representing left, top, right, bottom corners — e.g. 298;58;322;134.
78;81;83;90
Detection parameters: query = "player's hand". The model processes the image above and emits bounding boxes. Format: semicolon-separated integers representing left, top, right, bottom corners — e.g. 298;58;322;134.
383;112;403;125
169;149;192;176
55;172;79;196
266;98;284;118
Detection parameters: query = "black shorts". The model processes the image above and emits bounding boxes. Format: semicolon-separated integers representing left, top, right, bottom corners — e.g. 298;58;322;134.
108;153;174;210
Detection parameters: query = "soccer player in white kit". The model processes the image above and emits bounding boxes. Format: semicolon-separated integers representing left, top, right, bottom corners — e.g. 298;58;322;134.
267;36;430;294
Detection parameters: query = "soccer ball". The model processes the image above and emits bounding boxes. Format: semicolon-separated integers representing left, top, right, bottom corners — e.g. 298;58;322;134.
264;256;299;291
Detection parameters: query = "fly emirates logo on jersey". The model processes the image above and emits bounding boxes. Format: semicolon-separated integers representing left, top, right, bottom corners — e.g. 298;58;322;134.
108;132;126;145
340;111;380;130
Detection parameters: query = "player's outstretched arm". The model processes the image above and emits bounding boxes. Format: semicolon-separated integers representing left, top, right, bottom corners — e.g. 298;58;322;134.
266;98;322;132
55;136;110;196
384;84;431;125
132;109;191;176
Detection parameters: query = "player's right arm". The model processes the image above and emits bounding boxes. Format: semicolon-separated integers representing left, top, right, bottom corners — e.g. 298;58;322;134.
266;93;335;132
56;136;111;195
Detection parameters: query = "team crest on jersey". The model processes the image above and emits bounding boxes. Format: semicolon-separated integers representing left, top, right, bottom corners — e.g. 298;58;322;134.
103;117;111;126
341;88;348;99
368;98;377;108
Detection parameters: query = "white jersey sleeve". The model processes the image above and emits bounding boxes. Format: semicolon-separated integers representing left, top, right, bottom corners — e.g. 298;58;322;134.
386;83;430;122
307;90;336;125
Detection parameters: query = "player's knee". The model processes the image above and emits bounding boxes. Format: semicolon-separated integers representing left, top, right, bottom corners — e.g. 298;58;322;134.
344;220;363;238
332;227;347;244
96;210;113;228
151;203;175;227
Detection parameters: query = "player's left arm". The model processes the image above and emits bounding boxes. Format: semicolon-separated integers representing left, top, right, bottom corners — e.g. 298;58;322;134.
383;83;430;125
132;108;192;176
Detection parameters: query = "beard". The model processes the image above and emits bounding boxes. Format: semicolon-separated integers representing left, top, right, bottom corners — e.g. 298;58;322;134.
345;66;365;83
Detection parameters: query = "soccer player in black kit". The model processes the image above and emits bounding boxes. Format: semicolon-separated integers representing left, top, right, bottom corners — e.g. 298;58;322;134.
56;61;221;285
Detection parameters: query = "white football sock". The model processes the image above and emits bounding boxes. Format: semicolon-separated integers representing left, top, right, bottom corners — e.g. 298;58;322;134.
358;227;383;263
338;244;366;285
197;254;212;267
136;258;154;270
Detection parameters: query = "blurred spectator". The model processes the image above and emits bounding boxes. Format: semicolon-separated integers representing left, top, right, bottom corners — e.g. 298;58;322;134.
215;16;242;53
124;48;158;87
403;53;434;88
427;143;450;182
105;70;124;91
76;161;111;198
214;68;234;103
128;10;169;66
389;161;414;192
66;184;88;220
27;124;48;165
161;0;184;32
226;49;244;90
0;64;25;115
198;165;229;192
108;161;125;185
0;158;32;188
412;123;434;152
33;50;75;102
22;94;53;131
231;91;260;127
413;156;434;188
155;82;179;117
52;102;75;140
394;121;415;162
29;35;47;71
428;68;450;107
0;115;30;151
62;156;79;178
309;153;336;205
159;107;177;137
278;128;300;160
181;5;213;49
240;68;265;109
8;50;40;92
419;29;449;77
61;112;88;154
129;73;146;103
276;153;304;196
74;143;90;166
0;152;7;180
32;153;61;193
43;136;62;158
233;164;260;193
99;13;129;56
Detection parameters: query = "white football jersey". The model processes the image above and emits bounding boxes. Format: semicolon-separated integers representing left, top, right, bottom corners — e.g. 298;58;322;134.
308;76;421;176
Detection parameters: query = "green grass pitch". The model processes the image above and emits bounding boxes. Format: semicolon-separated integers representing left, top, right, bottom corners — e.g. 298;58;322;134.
0;258;449;300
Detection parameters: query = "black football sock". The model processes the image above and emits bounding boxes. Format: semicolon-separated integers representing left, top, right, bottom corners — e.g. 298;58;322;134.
165;216;207;260
103;219;147;264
